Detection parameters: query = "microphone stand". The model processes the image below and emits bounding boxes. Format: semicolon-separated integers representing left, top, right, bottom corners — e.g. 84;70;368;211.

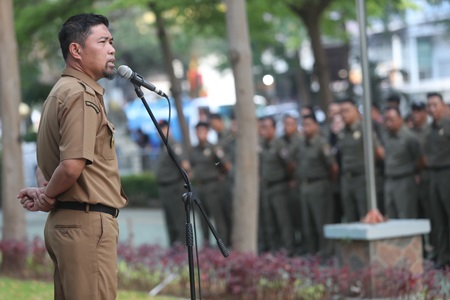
131;85;229;300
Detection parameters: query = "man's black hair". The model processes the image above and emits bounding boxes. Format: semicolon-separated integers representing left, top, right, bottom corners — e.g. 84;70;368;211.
426;92;444;102
195;121;209;129
411;101;426;111
302;113;318;123
338;98;356;106
384;106;402;117
261;116;276;128
209;113;222;120
386;94;401;104
59;13;109;61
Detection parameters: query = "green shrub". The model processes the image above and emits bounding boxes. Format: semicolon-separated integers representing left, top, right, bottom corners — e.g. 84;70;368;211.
121;172;160;208
22;130;37;142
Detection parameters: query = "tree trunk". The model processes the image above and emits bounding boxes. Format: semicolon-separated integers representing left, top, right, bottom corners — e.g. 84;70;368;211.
225;0;259;253
287;0;334;111
302;13;333;111
294;48;312;108
0;0;27;275
151;4;191;155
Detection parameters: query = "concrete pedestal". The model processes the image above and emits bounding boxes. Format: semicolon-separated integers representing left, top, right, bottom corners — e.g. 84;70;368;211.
324;219;430;298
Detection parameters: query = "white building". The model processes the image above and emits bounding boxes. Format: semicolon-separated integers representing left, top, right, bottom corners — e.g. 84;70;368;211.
365;0;450;104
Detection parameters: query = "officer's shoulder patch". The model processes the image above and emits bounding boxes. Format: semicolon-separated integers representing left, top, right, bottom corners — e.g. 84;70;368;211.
78;81;96;96
174;144;183;156
322;144;331;156
85;101;100;114
216;147;225;158
279;147;289;159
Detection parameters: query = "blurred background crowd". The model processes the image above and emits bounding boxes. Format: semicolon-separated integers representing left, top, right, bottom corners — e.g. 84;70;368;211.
3;0;450;274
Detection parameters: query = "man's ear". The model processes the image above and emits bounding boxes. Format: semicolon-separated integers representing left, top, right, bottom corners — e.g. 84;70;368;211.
69;43;82;59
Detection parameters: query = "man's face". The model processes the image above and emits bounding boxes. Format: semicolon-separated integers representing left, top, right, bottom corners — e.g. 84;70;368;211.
384;109;402;133
283;117;298;137
411;109;427;127
260;119;275;141
427;96;445;121
209;118;222;132
327;103;341;119
161;125;169;138
78;24;116;80
196;126;208;143
302;118;318;138
340;102;358;125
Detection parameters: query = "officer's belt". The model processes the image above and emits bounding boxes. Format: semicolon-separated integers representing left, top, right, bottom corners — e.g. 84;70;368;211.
429;165;450;172
196;177;219;185
300;177;327;185
266;178;288;188
343;171;364;178
55;201;119;218
385;172;415;180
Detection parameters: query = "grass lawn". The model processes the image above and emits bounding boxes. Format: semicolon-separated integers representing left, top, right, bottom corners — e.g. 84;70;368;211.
0;277;181;300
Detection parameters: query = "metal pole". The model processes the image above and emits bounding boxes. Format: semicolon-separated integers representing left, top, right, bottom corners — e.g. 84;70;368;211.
356;0;378;211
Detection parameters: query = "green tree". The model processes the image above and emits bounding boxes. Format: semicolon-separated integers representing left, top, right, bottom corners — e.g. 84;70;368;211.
14;0;95;105
0;0;26;275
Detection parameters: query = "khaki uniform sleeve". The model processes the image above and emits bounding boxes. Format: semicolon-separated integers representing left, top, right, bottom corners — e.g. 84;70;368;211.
58;89;99;164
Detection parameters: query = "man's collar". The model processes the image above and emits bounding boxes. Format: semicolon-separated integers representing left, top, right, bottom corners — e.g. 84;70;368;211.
62;68;105;96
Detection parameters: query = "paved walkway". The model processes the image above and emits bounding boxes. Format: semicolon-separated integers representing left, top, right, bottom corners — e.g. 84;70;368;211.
0;208;207;248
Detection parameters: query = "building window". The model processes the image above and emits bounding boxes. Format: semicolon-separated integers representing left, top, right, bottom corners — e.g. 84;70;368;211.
417;37;433;80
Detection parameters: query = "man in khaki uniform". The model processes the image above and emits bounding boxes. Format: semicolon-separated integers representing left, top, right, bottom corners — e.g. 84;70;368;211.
209;113;234;246
190;122;230;246
260;116;294;254
425;92;450;269
281;114;303;251
338;99;384;222
17;14;127;300
156;120;189;246
383;107;422;219
295;114;338;256
410;101;434;257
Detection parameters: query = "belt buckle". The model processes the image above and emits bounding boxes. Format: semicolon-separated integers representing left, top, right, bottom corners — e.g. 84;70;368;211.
114;209;120;218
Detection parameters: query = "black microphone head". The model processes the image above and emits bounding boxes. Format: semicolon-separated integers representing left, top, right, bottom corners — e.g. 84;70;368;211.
117;65;133;80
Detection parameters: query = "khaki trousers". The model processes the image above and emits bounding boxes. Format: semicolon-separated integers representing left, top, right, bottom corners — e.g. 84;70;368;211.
44;209;119;300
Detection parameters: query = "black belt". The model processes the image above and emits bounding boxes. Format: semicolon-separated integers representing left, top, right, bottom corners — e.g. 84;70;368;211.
429;165;450;172
385;172;415;180
56;201;119;218
301;177;327;185
266;178;288;188
343;171;364;178
196;177;219;185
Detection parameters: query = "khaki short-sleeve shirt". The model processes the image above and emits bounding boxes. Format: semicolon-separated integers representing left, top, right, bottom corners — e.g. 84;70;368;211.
36;68;128;209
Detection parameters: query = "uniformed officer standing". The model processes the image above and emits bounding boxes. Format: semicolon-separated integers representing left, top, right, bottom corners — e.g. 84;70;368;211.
410;101;433;257
326;102;344;224
338;99;384;222
260;116;294;254
190;122;229;246
383;107;422;219
295;114;338;256
155;120;190;246
209;113;234;246
281;114;303;251
425;92;450;269
17;14;127;299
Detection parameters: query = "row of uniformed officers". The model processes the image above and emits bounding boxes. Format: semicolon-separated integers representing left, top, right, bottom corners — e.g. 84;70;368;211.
154;92;450;270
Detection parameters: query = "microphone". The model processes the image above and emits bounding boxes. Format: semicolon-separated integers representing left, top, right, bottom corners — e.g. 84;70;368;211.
117;65;167;97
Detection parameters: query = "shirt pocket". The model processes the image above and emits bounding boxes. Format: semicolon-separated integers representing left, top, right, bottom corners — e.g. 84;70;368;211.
102;121;116;160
